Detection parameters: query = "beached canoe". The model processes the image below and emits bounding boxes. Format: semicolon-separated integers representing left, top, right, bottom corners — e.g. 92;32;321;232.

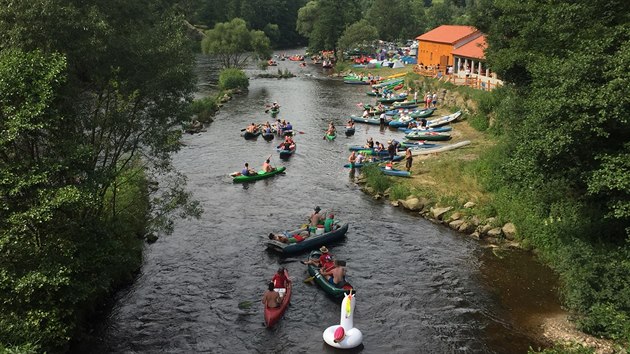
265;223;349;255
264;269;292;328
396;140;472;156
425;111;462;128
232;166;286;183
405;131;452;141
343;155;403;168
398;126;452;134
306;251;355;298
380;167;411;177
350;115;382;125
378;95;408;104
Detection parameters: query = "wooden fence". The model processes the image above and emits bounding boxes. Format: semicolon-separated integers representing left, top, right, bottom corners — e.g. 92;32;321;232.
413;65;501;91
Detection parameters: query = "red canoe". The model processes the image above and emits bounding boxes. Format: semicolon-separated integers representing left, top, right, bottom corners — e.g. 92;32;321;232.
264;269;292;327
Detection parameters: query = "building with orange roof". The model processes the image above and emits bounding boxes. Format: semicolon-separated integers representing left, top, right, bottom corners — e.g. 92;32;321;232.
415;25;481;68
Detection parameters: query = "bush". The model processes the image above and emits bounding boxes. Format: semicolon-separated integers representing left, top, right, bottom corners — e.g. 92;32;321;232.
362;165;392;193
189;96;218;123
218;68;249;91
389;183;412;200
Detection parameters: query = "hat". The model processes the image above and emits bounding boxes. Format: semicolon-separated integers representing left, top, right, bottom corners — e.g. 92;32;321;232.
329;213;334;218
319;246;329;253
314;206;321;212
387;140;392;144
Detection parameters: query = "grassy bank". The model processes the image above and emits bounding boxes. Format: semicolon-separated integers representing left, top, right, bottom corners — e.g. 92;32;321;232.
360;76;629;350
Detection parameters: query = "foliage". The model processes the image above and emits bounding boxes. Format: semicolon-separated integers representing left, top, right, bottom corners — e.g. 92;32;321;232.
362;165;392;193
337;20;379;53
0;0;201;350
297;0;361;55
389;183;413;200
218;68;249;91
201;18;272;68
190;96;219;123
366;0;426;41
528;343;595;354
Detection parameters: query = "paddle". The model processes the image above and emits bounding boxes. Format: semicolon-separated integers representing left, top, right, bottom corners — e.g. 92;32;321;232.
304;275;315;283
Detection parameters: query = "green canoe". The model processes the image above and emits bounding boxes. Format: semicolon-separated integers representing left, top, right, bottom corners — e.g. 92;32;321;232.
232;166;286;183
306;250;355;298
325;133;337;141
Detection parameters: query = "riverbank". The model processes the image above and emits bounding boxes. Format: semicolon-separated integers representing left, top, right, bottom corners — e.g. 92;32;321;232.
350;68;621;353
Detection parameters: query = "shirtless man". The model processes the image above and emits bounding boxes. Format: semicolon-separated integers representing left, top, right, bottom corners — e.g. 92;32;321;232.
323;260;347;288
262;282;281;308
262;159;274;173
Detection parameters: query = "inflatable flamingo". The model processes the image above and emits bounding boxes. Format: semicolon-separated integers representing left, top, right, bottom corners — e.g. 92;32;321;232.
323;292;363;349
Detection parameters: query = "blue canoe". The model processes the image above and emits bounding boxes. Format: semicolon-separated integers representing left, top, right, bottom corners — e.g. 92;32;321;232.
265;223;349;255
398;126;452;134
350;115;382;125
277;144;296;159
380;167;411;177
344;155;403;168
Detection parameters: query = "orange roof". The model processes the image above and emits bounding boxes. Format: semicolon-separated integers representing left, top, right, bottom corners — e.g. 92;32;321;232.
451;35;487;59
416;25;479;44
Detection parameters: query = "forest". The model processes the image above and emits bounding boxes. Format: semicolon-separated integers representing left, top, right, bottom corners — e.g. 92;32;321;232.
0;0;628;352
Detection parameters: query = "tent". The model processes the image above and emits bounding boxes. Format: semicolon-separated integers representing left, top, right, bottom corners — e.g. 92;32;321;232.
392;60;405;69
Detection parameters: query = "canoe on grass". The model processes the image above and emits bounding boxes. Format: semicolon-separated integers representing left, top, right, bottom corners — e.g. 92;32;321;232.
378;94;408;104
425;111;462;128
306;250;355;298
265;223;349;255
397;140;472;156
232;166;286;183
264;269;292;328
277;143;296;159
380;167;411;177
405;131;452;141
398;126;452;134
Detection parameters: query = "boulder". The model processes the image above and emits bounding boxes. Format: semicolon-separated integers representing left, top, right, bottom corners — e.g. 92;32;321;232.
469;231;481;240
458;222;476;234
485;217;497;226
449;219;465;230
463;201;476;208
373;194;382;200
391;200;400;207
502;223;517;240
448;212;462;222
487;227;503;238
145;233;159;243
479;224;493;235
470;215;481;226
430;206;452;220
401;197;423;211
365;186;375;194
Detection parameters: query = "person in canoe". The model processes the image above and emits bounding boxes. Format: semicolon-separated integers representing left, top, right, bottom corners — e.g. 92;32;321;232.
270;102;280;110
322;260;347;288
364;137;374;149
356;152;365;164
285;121;293;132
241;163;257;176
374;141;385;153
308;206;325;231
262;282;281;308
272;267;289;299
325;122;336;137
262;158;275;173
268;230;309;244
246;122;259;133
302;246;334;271
324;213;337;232
346;119;355;129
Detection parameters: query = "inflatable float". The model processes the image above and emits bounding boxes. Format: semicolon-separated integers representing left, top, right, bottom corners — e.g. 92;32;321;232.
323;292;363;349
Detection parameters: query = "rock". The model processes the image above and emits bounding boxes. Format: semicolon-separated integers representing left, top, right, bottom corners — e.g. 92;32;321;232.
480;224;493;234
365;186;375;194
448;212;462;222
431;206;452;220
470;231;481;240
487;227;503;238
145;233;158;243
464;201;476;208
391;200;400;207
485;236;499;244
401;197;423;211
384;187;391;196
485;217;497;226
458;221;476;234
449;219;465;230
502;223;517;240
373;194;382;200
470;215;481;226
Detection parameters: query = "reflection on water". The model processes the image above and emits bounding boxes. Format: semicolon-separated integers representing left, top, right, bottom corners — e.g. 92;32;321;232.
75;52;562;354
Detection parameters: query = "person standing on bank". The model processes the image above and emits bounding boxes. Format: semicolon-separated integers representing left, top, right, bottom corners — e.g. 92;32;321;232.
405;148;413;172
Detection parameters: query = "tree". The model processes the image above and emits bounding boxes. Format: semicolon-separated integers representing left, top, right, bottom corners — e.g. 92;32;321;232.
201;18;271;68
337;20;379;54
297;0;361;55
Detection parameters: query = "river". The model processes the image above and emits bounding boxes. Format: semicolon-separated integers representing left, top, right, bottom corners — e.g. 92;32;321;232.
77;53;563;353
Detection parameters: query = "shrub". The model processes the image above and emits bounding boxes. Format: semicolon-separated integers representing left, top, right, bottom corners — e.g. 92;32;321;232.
389;183;412;200
362;165;392;193
218;68;249;91
189;96;218;123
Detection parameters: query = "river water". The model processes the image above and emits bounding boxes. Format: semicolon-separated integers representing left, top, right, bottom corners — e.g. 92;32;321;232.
79;54;563;353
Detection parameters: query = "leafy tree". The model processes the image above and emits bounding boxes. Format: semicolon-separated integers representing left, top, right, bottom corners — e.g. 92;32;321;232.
337;20;379;53
297;0;361;55
201;18;271;68
367;0;419;41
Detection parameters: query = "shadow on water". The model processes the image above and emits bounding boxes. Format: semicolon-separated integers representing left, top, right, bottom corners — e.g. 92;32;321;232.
73;50;564;354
